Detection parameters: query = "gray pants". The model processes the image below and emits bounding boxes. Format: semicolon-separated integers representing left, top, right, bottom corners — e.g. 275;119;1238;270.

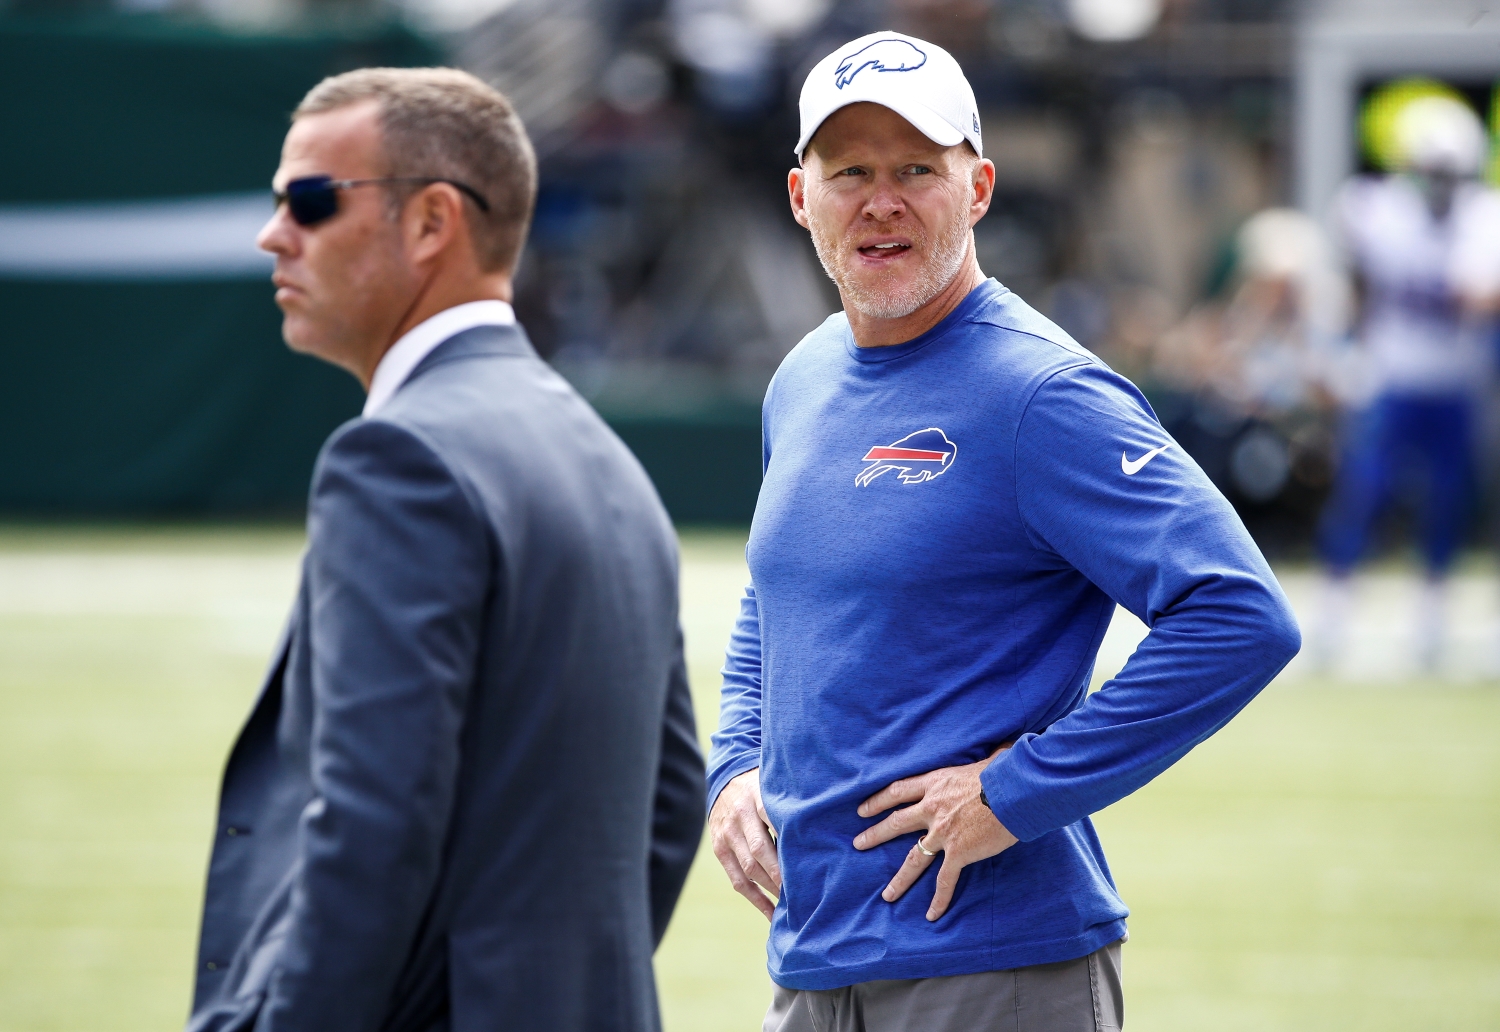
763;940;1123;1032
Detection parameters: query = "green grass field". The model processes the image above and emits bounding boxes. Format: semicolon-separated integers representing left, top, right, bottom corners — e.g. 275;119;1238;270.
0;527;1496;1030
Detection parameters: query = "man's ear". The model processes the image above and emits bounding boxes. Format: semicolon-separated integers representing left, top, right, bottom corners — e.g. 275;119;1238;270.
406;183;466;265
788;165;811;230
969;157;996;227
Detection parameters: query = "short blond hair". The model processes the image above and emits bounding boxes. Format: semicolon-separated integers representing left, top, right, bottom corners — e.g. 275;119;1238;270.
296;67;537;273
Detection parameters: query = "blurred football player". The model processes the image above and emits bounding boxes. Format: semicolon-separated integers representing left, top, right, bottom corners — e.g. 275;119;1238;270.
1316;93;1500;671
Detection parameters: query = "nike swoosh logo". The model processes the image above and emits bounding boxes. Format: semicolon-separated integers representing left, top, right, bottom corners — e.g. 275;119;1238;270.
1121;444;1170;475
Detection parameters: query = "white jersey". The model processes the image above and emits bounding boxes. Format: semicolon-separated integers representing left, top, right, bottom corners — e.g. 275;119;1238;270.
1336;175;1500;395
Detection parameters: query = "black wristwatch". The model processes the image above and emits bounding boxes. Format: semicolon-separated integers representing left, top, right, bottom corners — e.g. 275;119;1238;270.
979;787;992;811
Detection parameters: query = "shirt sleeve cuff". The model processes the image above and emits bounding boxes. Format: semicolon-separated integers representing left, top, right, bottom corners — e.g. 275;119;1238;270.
978;736;1060;843
705;755;762;817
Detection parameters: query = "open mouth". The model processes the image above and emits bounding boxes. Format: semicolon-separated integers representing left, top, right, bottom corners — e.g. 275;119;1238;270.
858;241;911;259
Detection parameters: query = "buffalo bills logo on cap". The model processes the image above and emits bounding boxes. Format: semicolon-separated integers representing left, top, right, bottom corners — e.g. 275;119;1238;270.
855;428;957;486
834;38;927;90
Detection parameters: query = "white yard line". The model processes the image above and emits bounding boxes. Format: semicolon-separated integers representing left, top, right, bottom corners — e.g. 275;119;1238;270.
3;546;1495;682
0;553;301;615
0;552;302;657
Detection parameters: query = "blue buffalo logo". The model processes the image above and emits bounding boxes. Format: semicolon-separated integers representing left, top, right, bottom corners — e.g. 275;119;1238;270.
855;428;957;486
834;38;927;90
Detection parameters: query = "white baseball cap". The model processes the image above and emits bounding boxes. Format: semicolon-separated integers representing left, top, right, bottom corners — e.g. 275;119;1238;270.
794;31;982;160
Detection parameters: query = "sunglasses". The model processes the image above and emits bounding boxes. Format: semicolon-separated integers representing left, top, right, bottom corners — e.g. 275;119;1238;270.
273;175;491;227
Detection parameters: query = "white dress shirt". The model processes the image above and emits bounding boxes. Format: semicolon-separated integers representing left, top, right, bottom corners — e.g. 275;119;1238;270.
363;299;517;417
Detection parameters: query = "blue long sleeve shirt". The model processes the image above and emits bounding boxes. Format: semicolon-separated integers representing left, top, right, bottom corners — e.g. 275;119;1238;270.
709;279;1300;991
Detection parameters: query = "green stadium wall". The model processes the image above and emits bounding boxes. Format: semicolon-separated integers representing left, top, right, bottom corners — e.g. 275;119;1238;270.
0;18;760;524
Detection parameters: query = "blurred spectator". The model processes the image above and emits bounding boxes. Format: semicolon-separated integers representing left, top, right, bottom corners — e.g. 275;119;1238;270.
1313;90;1500;671
1143;208;1345;543
1150;211;1341;418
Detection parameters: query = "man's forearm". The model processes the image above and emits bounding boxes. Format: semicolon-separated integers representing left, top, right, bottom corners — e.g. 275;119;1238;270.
980;582;1299;842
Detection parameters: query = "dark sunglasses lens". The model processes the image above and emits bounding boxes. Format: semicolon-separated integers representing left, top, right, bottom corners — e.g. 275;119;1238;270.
285;178;339;226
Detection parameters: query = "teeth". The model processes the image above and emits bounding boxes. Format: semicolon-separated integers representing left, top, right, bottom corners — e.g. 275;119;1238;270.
872;243;902;249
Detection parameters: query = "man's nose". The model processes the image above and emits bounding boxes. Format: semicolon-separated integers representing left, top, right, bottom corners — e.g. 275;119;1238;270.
861;178;906;221
256;205;297;256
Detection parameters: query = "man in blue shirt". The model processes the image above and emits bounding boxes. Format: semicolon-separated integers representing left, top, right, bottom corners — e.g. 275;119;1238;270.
707;32;1301;1032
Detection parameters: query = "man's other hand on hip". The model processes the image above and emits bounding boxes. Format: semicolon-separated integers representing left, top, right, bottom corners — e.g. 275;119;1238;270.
853;745;1018;922
710;768;780;920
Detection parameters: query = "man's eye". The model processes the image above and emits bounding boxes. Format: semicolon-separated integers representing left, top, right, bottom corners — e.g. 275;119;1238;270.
908;166;932;175
837;167;865;177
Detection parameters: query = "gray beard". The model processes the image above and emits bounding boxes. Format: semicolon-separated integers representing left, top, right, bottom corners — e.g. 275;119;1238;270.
807;203;973;320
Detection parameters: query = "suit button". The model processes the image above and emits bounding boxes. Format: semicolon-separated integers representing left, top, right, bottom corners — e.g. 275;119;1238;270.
205;962;219;971
225;826;250;837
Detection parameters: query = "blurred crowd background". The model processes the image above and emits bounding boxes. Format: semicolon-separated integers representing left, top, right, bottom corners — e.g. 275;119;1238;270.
3;0;1500;554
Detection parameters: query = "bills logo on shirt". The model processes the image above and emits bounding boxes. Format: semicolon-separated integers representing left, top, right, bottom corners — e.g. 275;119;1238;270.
856;428;957;486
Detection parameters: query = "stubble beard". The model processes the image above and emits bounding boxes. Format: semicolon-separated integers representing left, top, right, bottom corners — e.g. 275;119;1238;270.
284;222;413;378
807;201;973;320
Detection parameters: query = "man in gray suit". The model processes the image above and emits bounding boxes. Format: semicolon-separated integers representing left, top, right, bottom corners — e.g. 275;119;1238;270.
186;68;705;1032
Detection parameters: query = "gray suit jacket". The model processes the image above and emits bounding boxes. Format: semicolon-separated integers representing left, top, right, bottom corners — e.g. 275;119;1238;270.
186;325;706;1032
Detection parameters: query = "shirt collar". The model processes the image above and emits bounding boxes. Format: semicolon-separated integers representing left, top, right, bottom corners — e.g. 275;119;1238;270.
844;279;1003;365
363;299;516;417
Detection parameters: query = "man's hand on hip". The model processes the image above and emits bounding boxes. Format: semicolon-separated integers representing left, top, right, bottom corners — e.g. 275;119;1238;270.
853;745;1018;922
709;767;780;921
